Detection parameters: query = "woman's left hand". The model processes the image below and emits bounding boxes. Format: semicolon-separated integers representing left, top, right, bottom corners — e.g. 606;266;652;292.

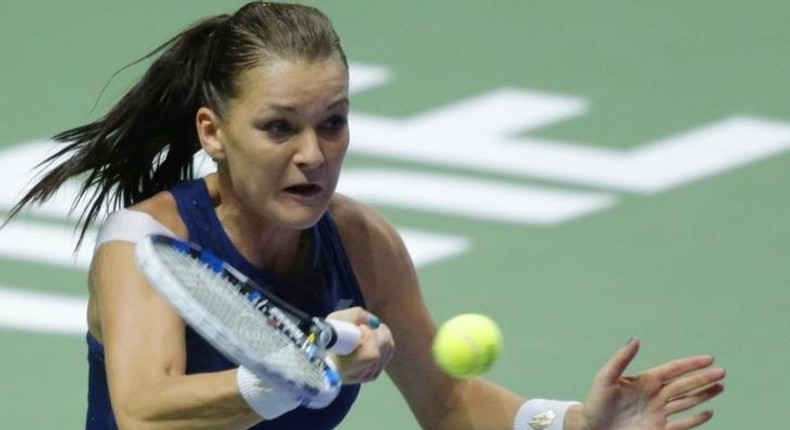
577;338;726;430
326;307;395;384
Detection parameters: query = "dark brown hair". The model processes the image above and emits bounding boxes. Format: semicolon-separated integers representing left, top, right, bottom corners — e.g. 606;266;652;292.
5;1;346;247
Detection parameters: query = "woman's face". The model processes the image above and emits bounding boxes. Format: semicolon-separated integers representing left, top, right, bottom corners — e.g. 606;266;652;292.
205;54;350;230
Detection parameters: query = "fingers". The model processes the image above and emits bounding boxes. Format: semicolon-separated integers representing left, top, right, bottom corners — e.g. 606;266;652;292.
665;383;724;416
596;337;641;383
328;308;395;384
327;306;379;328
340;323;394;383
666;410;714;430
356;323;395;381
655;357;725;429
663;363;725;402
649;355;715;384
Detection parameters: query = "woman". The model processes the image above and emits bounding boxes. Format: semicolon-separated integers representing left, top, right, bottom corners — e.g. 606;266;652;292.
8;2;725;429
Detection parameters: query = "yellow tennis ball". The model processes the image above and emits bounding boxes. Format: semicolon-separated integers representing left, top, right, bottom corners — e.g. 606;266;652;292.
432;313;502;378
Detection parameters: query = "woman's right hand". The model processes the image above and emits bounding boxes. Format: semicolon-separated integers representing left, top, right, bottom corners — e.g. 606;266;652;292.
326;307;395;384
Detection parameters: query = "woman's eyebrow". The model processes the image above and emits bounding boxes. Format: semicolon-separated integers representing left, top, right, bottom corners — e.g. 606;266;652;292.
264;97;349;114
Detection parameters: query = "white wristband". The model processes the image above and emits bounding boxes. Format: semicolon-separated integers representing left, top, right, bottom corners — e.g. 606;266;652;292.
513;399;581;430
236;366;300;420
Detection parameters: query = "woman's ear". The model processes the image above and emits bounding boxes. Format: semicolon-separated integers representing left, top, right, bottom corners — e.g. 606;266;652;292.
196;107;226;162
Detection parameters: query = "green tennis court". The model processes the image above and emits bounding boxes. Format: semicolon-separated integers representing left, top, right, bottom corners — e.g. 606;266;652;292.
1;1;788;428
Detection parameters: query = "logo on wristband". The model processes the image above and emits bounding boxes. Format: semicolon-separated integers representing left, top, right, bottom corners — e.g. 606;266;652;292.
528;410;556;430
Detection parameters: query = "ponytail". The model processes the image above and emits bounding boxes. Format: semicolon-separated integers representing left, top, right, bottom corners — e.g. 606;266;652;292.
5;14;230;248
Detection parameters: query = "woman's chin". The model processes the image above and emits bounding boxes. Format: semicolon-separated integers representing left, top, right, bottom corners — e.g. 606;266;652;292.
276;206;327;230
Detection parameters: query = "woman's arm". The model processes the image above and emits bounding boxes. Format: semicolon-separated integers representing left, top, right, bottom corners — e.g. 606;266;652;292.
91;241;265;429
332;194;725;430
332;195;525;429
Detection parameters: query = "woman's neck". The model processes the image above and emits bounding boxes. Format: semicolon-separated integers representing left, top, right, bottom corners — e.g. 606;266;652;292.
205;174;312;275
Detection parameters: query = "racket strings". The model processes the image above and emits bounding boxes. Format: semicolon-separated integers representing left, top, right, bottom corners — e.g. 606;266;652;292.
157;246;329;389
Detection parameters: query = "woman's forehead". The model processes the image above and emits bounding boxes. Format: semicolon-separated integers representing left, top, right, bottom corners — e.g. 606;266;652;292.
232;56;349;109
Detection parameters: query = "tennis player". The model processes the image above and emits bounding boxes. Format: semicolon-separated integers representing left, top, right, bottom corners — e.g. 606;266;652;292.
7;2;725;429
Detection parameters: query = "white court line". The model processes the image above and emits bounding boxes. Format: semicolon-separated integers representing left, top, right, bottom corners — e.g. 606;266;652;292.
0;286;87;334
0;219;94;270
339;169;617;225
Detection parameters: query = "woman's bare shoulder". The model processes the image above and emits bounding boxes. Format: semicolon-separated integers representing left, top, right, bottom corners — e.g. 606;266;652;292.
329;193;400;247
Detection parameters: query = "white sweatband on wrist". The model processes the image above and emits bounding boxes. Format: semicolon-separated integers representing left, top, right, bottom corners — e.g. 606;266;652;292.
236;366;300;420
513;399;581;430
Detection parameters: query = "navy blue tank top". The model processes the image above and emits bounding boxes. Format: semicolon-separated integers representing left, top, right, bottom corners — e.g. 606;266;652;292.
86;179;365;429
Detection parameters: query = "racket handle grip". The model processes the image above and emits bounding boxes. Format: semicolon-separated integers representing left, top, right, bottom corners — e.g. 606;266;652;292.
326;319;361;355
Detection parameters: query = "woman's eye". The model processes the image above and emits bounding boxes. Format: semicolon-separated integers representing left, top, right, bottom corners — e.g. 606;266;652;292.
320;115;348;133
262;120;294;138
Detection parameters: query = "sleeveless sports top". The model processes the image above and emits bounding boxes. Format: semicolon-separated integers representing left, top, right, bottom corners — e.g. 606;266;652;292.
86;178;365;429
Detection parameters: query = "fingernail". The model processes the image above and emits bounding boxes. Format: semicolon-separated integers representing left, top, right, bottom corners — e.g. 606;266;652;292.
625;336;635;345
367;315;381;329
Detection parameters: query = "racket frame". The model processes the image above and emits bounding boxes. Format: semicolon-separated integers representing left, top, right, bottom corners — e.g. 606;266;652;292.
134;234;342;402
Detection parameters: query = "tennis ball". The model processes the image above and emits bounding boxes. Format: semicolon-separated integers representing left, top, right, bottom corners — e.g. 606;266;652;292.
432;313;502;378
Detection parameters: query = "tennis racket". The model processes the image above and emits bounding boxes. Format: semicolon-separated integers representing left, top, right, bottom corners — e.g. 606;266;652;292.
134;234;362;407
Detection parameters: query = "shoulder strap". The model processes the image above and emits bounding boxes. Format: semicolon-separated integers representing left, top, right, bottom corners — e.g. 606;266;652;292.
317;214;366;309
94;209;177;251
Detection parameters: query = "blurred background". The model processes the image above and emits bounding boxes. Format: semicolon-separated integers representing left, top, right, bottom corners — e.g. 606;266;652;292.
1;1;788;428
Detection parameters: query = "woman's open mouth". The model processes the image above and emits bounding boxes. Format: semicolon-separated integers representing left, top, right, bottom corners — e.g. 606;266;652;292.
284;183;323;198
